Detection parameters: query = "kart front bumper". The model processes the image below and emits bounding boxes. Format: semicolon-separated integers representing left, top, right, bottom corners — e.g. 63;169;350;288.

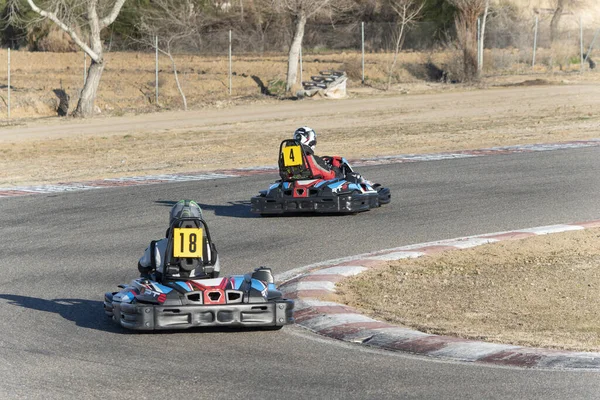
104;294;294;330
251;192;379;214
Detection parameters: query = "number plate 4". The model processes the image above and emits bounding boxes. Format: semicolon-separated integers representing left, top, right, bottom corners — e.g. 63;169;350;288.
282;145;303;167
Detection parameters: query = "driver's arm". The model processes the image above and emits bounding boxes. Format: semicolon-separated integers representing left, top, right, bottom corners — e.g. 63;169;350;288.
305;154;337;180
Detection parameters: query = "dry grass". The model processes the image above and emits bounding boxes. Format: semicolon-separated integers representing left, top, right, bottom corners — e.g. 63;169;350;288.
2;72;600;186
0;48;592;119
336;228;600;352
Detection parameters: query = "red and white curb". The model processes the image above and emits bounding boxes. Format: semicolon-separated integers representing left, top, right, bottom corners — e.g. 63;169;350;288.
1;139;599;198
277;219;600;370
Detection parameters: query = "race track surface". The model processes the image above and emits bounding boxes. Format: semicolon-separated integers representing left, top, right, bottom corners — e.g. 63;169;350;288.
1;147;600;399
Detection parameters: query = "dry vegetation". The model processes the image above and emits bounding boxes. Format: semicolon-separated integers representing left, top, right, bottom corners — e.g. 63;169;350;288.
0;47;591;119
0;49;599;186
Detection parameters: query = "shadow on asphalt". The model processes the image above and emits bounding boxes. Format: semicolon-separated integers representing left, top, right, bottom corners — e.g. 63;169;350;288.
0;294;122;333
0;294;286;335
155;199;258;219
154;200;371;219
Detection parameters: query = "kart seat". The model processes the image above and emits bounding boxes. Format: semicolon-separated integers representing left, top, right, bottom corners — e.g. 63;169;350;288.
162;217;215;281
278;139;314;181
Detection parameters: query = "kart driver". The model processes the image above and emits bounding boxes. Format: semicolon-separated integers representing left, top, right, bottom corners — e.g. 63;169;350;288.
293;126;340;180
138;200;220;279
293;126;371;184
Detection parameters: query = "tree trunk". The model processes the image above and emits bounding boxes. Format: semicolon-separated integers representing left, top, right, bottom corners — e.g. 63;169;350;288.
479;0;489;73
286;13;307;92
464;25;478;81
550;0;565;44
167;52;187;111
387;12;407;90
74;59;105;117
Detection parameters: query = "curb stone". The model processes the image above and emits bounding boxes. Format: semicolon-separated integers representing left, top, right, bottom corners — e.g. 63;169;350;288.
1;139;600;197
277;220;600;370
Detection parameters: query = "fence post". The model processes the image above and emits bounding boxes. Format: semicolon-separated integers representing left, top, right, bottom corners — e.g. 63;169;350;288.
532;15;538;68
477;18;481;72
228;29;232;96
361;21;365;84
580;16;584;73
7;48;10;121
155;35;159;105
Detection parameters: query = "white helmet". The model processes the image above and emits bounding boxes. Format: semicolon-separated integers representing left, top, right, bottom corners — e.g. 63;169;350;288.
293;126;317;151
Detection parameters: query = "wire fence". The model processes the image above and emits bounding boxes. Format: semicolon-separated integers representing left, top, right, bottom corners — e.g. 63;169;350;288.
1;16;599;120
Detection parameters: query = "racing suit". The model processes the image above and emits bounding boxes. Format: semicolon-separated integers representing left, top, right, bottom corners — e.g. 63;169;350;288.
138;236;220;278
301;144;343;180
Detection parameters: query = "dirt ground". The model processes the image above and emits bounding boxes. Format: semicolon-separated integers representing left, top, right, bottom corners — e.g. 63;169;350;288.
336;227;600;352
1;51;600;351
1;58;600;186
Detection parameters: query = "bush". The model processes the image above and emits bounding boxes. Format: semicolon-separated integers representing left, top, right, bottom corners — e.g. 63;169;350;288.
340;57;363;81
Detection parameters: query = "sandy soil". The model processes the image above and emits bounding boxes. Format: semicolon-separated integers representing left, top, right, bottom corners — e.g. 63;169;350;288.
337;227;600;352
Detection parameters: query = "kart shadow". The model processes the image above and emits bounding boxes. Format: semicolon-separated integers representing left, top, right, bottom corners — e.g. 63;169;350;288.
130;326;285;335
153;200;370;218
0;294;282;335
0;294;122;333
259;212;359;218
155;200;259;219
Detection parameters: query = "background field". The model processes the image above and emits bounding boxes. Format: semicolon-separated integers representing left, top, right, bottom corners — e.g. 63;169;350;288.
0;48;597;120
0;49;599;188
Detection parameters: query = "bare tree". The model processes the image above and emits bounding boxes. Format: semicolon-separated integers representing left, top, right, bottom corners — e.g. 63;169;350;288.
386;0;425;90
247;0;279;55
16;0;126;117
280;0;354;92
448;0;486;81
550;0;587;44
550;0;565;44
137;0;205;111
478;0;490;73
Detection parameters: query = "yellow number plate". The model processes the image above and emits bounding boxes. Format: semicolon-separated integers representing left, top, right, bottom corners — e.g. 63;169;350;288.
282;145;303;167
173;228;203;258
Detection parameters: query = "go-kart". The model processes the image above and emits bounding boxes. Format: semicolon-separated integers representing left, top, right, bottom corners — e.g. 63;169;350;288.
251;139;391;215
104;217;294;330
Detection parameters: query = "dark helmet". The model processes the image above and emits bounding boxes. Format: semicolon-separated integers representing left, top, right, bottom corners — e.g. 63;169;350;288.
169;200;203;225
293;126;317;151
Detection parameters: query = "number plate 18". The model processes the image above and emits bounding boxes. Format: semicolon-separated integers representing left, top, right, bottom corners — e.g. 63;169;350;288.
173;228;204;258
282;145;303;167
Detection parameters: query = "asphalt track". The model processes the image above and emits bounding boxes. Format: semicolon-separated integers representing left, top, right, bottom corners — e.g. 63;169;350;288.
1;146;600;399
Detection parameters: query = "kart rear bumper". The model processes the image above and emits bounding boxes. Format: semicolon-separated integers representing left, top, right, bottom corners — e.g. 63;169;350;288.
251;192;378;214
104;293;294;330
